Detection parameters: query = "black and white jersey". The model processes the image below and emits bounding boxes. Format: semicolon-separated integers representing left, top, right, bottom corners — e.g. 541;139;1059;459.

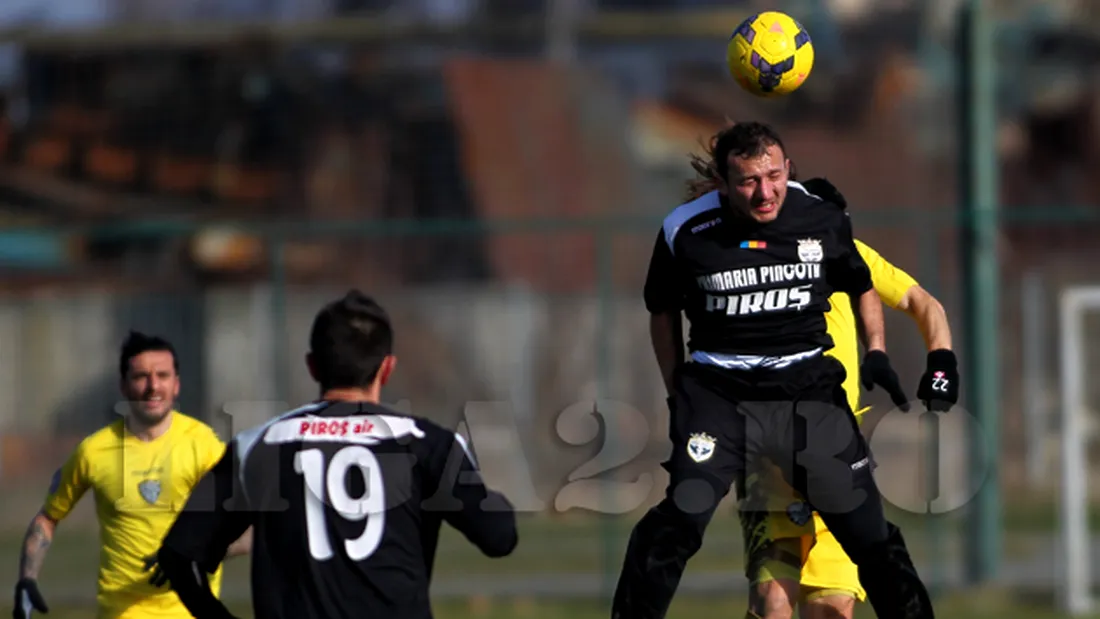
644;181;872;358
160;400;517;619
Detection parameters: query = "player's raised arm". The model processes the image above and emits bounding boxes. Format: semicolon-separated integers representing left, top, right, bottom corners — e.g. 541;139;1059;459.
902;286;959;410
856;239;960;412
426;430;518;558
643;228;686;395
896;286;952;351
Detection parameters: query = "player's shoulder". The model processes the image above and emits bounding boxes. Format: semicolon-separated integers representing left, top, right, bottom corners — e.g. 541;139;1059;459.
782;181;851;235
853;238;879;262
371;412;467;461
786;181;845;215
660;190;723;250
386;412;455;446
172;412;224;444
854;239;904;281
78;418;126;455
230;400;332;461
343;405;452;449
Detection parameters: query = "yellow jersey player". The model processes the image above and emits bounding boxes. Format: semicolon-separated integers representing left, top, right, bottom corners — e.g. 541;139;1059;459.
13;332;252;619
740;178;959;619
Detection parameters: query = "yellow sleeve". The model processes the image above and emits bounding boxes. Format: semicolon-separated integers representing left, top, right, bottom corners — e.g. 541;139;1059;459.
856;239;919;309
196;426;227;477
42;443;91;522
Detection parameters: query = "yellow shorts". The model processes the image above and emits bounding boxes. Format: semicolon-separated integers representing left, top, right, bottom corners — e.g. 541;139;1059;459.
739;461;867;603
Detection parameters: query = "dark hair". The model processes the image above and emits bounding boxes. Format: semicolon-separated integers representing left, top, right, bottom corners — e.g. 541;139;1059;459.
309;289;394;391
685;121;794;200
119;331;179;378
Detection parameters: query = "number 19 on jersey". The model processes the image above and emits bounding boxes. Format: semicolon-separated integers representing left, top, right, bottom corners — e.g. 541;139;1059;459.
294;446;386;562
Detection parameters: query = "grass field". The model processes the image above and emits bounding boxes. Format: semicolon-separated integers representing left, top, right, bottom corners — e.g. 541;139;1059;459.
3;499;1097;618
26;591;1100;619
0;514;1003;595
1;499;1082;581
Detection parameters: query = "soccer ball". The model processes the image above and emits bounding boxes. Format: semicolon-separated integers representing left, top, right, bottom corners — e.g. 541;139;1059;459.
727;11;814;97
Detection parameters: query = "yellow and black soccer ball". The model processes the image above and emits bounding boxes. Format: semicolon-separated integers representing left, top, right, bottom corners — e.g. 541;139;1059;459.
728;11;815;97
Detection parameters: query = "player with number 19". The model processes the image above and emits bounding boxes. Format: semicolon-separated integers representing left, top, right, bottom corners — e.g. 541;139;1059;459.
155;290;518;619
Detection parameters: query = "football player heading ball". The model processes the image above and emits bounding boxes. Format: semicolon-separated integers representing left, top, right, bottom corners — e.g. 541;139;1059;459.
728;11;814;97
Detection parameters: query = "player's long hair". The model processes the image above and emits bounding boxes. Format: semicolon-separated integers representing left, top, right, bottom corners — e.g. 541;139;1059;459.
684;122;797;201
685;144;721;201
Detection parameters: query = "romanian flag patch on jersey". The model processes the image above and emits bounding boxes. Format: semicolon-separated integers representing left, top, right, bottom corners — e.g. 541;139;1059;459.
740;240;767;249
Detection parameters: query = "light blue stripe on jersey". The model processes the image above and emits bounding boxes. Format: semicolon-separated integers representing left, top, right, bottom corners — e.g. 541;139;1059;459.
661;191;721;255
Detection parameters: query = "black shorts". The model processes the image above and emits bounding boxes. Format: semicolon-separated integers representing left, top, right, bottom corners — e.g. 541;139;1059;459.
665;355;874;518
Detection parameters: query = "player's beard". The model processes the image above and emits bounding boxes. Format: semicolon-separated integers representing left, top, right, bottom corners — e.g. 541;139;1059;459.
128;397;173;427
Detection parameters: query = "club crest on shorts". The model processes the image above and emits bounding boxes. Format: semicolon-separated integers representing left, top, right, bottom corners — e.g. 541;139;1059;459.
687;432;717;463
797;238;823;263
138;479;161;505
786;501;812;526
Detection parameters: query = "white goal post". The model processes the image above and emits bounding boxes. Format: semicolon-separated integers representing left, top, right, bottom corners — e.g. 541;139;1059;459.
1060;286;1099;615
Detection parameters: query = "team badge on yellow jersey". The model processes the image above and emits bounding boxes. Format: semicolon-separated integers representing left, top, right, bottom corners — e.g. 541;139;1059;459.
138;479;161;505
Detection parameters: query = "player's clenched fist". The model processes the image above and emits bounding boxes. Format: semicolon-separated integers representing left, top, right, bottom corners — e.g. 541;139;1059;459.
918;349;959;412
13;578;48;619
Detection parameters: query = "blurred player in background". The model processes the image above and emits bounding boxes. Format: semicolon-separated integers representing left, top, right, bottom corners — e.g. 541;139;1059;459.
154;290;517;619
12;332;251;619
683;159;959;618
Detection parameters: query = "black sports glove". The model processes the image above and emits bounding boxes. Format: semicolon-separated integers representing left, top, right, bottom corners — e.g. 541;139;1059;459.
802;177;847;209
13;578;48;619
144;554;168;587
156;547;238;619
860;350;910;412
917;349;959;412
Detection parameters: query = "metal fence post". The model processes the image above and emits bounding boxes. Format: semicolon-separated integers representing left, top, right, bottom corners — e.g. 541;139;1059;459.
958;0;1002;583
